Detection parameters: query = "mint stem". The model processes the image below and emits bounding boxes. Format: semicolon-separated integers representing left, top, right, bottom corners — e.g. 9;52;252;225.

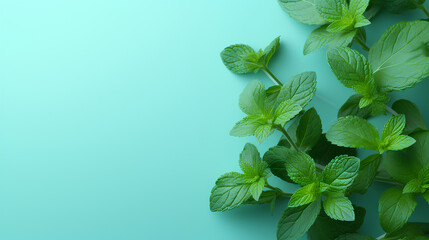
385;105;398;116
408;0;429;18
262;68;283;86
375;176;404;186
354;38;370;51
276;126;300;152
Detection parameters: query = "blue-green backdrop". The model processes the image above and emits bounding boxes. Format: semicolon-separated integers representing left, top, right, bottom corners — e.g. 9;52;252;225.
0;1;428;239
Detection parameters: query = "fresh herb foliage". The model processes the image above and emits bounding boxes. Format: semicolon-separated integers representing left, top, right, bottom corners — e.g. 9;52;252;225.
211;3;429;239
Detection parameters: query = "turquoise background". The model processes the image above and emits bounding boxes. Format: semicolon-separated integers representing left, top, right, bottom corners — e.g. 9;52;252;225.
1;1;428;239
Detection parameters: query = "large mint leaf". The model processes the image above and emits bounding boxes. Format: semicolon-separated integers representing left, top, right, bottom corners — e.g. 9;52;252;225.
210;172;252;212
277;71;317;108
278;0;328;25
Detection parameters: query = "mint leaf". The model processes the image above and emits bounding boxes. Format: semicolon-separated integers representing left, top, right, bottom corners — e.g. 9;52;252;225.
274;99;302;125
315;0;345;22
289;182;321;207
308;206;366;240
244;190;280;205
385;131;429;184
322;155;360;192
327;47;380;102
210;172;252;212
379;187;417;233
284;151;317;185
254;124;273;143
326;116;379;151
263;146;294;183
349;0;370;15
392;99;428;135
221;44;263;74
338;95;372;119
277;199;322;240
323;193;355;221
230;115;264;137
349;154;382;194
384;222;429;239
249;177;266;201
277;71;317;108
304;25;356;55
278;0;328;25
369;20;429;92
379;135;416;153
403;178;423;194
296;108;322;151
381;0;426;13
382;114;406;139
423;192;429;204
261;36;280;66
239;143;270;179
239;80;266;115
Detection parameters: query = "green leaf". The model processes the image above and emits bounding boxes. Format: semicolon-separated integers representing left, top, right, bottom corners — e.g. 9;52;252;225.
385;131;429;183
322;155;360;192
254;124;273;144
326;116;380;151
284;151;317;185
210;172;252;212
296;108;322;151
380;0;425;14
249;177;266;201
308;206;366;240
382;115;406;139
349;0;370;16
239;143;270;178
423;192;429;204
263;146;294;183
349;154;382;194
274;99;302;125
277;71;317;108
230;115;264;137
289;182;320;207
327;47;378;99
266;85;282;108
261;36;280;66
323;193;355;221
403;178;423;194
244;190;280;205
220;44;263;74
310;134;357;166
384;222;429;240
369;20;429;92
304;25;357;55
379;187;417;233
239;80;266;115
315;0;345;22
338;94;372;119
392;99;428;135
278;0;328;25
335;233;376;240
277;199;322;240
379;135;416;153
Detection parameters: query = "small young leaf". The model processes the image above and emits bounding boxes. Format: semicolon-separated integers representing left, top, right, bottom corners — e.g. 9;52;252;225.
284;151;317;185
403;178;423;194
296;108;322;151
326;116;379;151
277;71;317;108
249;177;266;201
210;172;252;212
274;99;302;125
221;44;263;74
379;135;415;153
379;187;417;233
323;194;355;221
392;99;428;135
278;0;328;25
239;80;266;115
304;25;356;55
322;155;360;192
261;36;281;66
338;95;372;119
239;143;270;179
277;199;322;240
230;115;264;137
369;21;429;92
382;115;406;139
263;146;294;183
423;192;429;204
289;182;320;207
349;154;382;194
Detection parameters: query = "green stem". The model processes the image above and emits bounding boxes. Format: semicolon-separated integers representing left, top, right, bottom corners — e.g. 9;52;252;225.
265;183;293;197
276;126;300;152
385;105;398;116
408;0;429;18
375;176;404;186
354;38;370;51
262;67;283;86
